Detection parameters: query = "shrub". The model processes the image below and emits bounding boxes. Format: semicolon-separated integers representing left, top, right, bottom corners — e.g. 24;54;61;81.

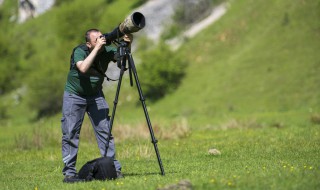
310;113;320;125
138;43;187;101
0;36;19;95
0;99;8;122
26;63;66;118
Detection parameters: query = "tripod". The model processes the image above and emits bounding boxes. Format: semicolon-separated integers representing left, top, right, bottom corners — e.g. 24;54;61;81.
107;41;165;176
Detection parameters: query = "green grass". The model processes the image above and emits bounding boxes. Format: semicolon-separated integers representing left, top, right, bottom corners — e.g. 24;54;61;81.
142;0;320;126
1;120;319;189
0;0;320;189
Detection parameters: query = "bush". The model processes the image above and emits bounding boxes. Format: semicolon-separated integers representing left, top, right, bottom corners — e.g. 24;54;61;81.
0;99;8;122
0;35;20;95
0;59;19;95
138;43;187;101
26;63;66;118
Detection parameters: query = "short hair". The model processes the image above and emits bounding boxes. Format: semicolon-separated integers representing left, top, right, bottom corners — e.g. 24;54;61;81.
85;28;100;42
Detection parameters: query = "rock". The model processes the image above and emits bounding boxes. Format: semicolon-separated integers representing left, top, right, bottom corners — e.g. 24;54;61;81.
18;0;55;23
208;148;221;156
158;179;193;190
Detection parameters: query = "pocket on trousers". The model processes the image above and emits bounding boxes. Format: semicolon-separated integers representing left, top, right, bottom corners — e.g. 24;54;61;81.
96;97;109;110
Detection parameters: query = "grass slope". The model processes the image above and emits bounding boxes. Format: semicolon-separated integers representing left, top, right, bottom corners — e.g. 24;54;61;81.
0;0;319;189
1;122;319;189
145;0;320;126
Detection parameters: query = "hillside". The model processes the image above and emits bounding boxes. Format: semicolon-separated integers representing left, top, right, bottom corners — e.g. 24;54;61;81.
145;0;320;127
0;0;148;123
0;1;319;189
0;0;319;128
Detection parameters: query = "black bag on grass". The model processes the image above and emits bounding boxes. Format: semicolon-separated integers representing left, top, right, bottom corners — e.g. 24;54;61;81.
78;156;117;181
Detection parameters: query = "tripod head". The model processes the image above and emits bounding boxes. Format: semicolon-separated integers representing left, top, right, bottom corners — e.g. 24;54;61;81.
117;41;130;56
114;40;134;86
115;40;131;68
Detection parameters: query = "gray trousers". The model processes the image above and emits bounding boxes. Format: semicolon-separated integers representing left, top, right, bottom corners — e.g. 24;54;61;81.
61;91;121;176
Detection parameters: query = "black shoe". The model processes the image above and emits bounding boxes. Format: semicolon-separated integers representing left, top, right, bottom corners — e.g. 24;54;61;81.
63;175;84;183
117;171;124;179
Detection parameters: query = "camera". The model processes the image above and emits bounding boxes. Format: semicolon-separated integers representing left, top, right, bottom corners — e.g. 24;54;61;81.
102;12;145;44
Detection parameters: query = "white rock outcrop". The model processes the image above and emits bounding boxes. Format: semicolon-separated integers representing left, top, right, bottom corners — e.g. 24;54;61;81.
18;0;55;23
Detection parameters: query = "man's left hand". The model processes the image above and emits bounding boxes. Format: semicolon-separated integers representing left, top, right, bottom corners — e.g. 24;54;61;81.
123;34;133;44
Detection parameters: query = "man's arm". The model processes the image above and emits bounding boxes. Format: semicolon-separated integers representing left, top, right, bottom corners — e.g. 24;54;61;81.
76;36;106;73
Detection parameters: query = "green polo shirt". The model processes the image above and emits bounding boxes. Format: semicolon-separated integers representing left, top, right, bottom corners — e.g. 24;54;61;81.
65;45;117;96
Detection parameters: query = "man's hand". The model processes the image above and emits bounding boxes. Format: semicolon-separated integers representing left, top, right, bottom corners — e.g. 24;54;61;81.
95;36;107;50
123;34;133;44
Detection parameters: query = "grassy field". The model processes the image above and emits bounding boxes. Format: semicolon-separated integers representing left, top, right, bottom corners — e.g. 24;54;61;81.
0;0;319;189
0;116;319;190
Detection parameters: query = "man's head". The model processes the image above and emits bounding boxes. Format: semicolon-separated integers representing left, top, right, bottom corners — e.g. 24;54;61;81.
84;28;133;51
85;29;104;50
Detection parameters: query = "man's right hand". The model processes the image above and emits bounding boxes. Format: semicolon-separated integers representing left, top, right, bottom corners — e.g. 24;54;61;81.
95;36;106;50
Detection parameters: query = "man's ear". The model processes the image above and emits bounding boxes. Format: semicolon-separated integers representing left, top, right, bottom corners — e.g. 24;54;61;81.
86;42;92;49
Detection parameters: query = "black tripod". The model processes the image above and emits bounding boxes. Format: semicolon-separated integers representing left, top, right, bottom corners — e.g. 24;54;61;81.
107;41;165;176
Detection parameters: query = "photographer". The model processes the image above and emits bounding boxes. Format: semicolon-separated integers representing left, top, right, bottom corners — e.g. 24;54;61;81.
61;28;132;183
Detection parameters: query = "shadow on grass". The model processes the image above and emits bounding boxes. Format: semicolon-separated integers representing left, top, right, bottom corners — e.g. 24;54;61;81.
124;171;178;177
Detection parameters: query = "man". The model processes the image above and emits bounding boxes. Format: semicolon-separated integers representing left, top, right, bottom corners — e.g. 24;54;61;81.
61;28;132;183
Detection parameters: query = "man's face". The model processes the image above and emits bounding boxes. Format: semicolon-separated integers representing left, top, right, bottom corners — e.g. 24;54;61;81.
87;31;103;49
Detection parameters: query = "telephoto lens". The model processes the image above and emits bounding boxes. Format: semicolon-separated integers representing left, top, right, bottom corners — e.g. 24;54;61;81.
102;12;145;44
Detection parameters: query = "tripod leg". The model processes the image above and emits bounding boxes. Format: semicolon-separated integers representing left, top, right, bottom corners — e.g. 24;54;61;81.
127;53;165;176
105;58;126;156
